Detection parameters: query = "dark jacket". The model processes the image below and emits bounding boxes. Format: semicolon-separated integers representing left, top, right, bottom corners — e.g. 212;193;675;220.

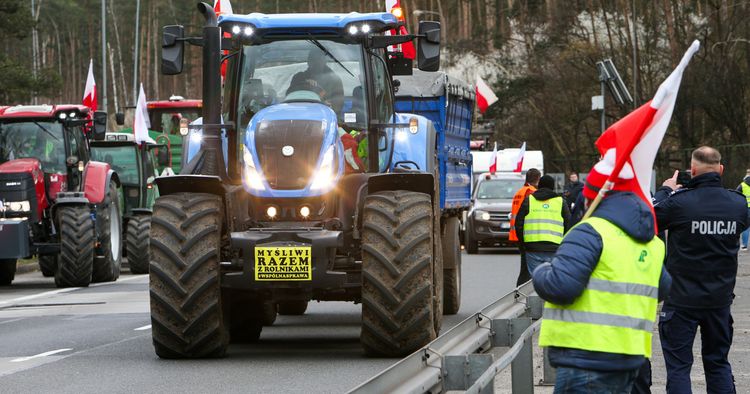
564;181;584;206
516;188;571;252
654;172;748;309
533;192;672;371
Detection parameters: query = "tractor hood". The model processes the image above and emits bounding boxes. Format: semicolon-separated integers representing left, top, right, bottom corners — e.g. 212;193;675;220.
242;102;343;197
0;157;44;175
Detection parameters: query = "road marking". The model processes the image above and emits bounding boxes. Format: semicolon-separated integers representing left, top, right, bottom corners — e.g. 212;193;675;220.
0;274;147;307
134;324;151;331
10;348;72;363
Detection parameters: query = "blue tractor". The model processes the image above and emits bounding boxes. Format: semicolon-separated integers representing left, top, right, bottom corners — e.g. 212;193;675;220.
152;3;470;358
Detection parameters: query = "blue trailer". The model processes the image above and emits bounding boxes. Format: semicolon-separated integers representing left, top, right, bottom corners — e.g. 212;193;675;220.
151;6;461;359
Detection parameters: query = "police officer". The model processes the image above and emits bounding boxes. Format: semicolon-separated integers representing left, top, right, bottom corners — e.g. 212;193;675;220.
654;146;748;393
515;175;571;275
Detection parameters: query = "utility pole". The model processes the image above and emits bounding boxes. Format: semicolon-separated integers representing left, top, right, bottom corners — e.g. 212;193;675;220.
101;0;107;113
631;0;638;109
31;0;38;104
133;0;140;104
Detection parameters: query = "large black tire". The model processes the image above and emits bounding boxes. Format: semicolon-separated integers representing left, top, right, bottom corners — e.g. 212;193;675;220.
55;205;95;287
465;224;478;255
442;217;462;315
149;193;229;358
92;181;122;283
126;215;151;274
39;255;57;277
360;191;436;357
278;301;308;316
0;259;16;285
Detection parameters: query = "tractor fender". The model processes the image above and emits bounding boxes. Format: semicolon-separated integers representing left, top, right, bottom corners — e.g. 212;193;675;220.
51;191;90;230
154;174;225;198
82;161;120;204
367;173;435;199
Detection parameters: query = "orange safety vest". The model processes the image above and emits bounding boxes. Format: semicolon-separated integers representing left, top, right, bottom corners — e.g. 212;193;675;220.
509;184;537;242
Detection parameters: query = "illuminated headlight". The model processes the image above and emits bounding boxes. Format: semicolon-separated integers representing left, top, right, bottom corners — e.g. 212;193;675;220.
68;112;76;118
243;26;254;36
348;25;359;35
58;113;67;120
242;145;265;190
231;25;241;35
5;201;31;212
310;145;336;191
396;130;408;142
475;210;491;221
299;206;311;218
266;206;277;219
361;24;371;33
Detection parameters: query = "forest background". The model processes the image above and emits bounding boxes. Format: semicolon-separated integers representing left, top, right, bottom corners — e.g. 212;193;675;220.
1;0;749;183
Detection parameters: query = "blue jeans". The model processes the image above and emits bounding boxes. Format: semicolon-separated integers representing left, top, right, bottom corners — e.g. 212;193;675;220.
526;251;555;274
554;367;638;393
742;211;750;247
659;305;735;393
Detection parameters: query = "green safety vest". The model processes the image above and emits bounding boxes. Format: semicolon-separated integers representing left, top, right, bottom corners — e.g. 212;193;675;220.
740;183;750;208
538;217;665;357
524;195;565;244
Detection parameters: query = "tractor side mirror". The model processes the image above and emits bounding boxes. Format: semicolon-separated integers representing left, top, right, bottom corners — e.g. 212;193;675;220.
162;25;185;75
92;111;107;141
417;21;441;72
115;112;125;126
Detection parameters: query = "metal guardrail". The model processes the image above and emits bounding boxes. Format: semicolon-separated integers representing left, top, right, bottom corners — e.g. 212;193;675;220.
350;281;548;394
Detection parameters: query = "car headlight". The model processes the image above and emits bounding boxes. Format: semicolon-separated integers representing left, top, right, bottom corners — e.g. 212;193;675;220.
310;145;336;191
474;210;491;221
242;145;265;190
5;201;31;212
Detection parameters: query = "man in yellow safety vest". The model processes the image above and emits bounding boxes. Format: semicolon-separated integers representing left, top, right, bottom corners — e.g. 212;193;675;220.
532;155;672;392
736;168;750;250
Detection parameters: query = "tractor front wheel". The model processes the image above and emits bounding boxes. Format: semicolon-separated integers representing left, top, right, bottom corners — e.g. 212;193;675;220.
55;205;95;287
126;215;151;274
360;191;436;357
0;259;16;285
92;181;122;282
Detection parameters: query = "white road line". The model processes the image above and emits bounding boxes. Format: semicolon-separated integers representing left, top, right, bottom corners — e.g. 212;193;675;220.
134;324;151;331
0;274;147;307
10;348;72;363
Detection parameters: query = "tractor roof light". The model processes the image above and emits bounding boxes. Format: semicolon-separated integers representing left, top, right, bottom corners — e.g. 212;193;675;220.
348;25;359;35
58;113;67;120
361;24;371;34
243;26;254;36
231;25;241;35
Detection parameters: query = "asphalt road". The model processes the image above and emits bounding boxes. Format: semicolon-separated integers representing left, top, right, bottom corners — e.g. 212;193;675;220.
0;249;521;394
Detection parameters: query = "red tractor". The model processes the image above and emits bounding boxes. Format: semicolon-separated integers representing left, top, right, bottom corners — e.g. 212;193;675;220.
0;105;122;287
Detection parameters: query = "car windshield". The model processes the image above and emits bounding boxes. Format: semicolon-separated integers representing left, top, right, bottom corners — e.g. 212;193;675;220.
476;179;526;199
0;121;66;173
149;108;202;135
91;145;139;185
236;39;367;129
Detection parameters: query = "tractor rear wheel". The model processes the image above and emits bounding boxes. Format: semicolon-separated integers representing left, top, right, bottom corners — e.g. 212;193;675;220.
149;193;228;358
93;181;122;282
360;191;436;357
0;259;16;285
55;205;95;287
278;301;308;316
39;255;57;277
442;217;462;315
126;215;151;274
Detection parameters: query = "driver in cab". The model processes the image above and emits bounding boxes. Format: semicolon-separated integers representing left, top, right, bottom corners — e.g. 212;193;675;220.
286;48;344;115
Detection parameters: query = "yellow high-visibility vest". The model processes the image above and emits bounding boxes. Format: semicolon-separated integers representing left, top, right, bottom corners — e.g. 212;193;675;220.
539;217;665;357
740;183;750;208
523;195;564;244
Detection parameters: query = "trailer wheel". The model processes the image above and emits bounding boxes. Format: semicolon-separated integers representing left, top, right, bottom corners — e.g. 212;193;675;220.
149;193;228;358
360;191;436;357
92;181;122;282
278;301;308;316
39;255;57;277
0;259;16;285
55;205;95;288
442;217;462;315
126;215;151;274
465;224;478;254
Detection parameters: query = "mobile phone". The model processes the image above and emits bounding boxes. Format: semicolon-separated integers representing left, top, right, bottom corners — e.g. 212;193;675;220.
677;170;691;186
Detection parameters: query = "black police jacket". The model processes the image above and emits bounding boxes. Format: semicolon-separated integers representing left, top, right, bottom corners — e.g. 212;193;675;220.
654;172;749;309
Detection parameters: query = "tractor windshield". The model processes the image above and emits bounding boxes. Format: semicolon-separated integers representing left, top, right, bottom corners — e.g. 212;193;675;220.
0;121;66;173
475;179;527;200
90;145;139;185
149;107;202;135
236;39;367;129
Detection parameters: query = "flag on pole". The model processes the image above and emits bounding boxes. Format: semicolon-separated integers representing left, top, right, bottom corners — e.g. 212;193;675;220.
82;59;97;111
384;0;416;60
213;0;233;15
489;142;498;174
476;76;498;114
134;83;155;144
513;142;526;173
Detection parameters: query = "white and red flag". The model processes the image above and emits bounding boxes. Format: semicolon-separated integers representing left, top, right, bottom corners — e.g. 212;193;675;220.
589;40;700;223
476;76;498;114
384;0;416;60
82;59;97;111
134;83;154;144
513;142;526;173
213;0;233;15
489;142;498;174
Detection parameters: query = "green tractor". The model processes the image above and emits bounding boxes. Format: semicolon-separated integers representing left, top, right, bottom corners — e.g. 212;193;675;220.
90;133;169;274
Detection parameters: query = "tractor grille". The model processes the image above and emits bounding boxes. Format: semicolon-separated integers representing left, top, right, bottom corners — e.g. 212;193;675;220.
0;171;39;222
255;119;325;190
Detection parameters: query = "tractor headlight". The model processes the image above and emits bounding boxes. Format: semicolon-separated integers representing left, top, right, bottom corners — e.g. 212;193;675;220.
474;210;491;221
310;145;336;191
4;201;31;212
242;145;265;190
